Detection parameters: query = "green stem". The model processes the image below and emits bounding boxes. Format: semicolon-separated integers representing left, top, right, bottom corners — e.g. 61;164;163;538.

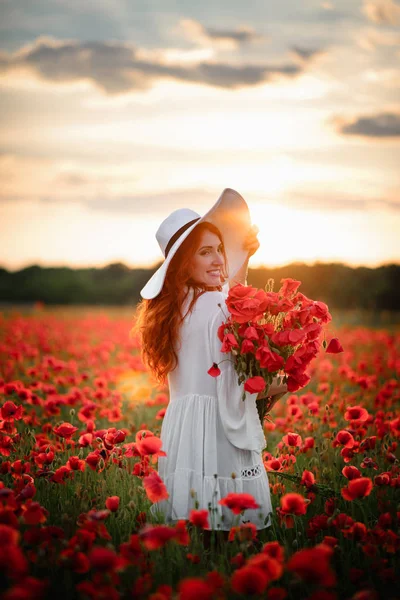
267;471;338;498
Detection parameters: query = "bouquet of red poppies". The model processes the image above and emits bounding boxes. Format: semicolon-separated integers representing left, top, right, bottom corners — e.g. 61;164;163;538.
208;278;342;424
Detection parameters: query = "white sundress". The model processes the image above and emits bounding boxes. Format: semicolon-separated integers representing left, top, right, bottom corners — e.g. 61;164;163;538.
150;283;273;531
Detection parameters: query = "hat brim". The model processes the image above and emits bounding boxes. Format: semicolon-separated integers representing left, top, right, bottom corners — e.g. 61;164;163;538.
140;188;252;299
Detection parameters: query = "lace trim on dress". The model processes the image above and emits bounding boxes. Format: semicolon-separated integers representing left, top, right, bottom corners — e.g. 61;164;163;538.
240;464;263;479
162;466;264;481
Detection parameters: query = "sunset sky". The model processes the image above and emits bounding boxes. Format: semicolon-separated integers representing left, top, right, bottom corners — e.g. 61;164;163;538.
0;0;399;271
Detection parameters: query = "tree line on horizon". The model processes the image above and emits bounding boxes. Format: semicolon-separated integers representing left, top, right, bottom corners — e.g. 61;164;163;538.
0;261;399;311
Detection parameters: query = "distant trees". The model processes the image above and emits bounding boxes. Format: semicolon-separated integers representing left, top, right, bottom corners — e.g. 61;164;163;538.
0;261;399;310
249;262;400;311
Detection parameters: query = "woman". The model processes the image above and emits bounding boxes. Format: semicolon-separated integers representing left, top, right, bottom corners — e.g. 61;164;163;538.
132;188;288;539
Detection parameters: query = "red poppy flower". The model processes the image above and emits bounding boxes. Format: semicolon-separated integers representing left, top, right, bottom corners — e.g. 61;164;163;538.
282;432;302;447
264;458;283;471
221;333;240;352
226;284;269;324
124;442;141;458
303;437;315;450
342;465;361;480
53;422;79;439
143;471;169;503
266;587;287;600
331;512;354;530
66;456;86;471
279;278;301;297
186;553;200;564
206;570;225;591
344;406;369;422
0;543;28;578
22;501;49;525
231;565;270;596
50;466;72;484
262;541;285;563
247;553;283;581
104;428;126;448
343;522;367;542
374;472;391;486
156;408;167;419
360;457;378;470
255;346;285;371
333;430;355;448
0;524;20;545
135;431;166;457
219;492;260;514
207;363;221;377
105;496;120;512
139;524;177;550
341;477;373;501
189;509;210;529
0;401;23;421
88;547;125;571
322;536;339;548
287;546;336;586
133;459;153;478
85;451;101;471
286;370;311;393
178;578;214;600
241;339;255;354
300;470;315;489
325;338;343;353
242;325;259;341
359;436;376;451
86;509;110;521
271;328;306;347
280;493;308;516
243;375;266;395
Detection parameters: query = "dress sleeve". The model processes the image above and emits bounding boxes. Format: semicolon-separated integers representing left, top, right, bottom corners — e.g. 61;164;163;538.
207;294;266;453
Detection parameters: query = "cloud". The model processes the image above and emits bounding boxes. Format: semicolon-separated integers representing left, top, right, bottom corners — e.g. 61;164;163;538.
39;187;220;216
205;25;264;45
333;112;400;138
2;179;399;217
355;27;400;50
55;172;92;187
177;18;266;49
275;187;400;212
289;46;327;63
363;0;400;25
362;68;400;88
0;36;304;94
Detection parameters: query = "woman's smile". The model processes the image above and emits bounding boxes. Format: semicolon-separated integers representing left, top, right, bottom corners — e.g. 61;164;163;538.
189;230;226;286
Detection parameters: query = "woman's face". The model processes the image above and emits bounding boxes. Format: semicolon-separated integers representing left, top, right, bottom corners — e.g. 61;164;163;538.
188;230;225;286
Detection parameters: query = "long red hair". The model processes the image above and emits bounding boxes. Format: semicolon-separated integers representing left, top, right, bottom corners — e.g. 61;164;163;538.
131;222;228;386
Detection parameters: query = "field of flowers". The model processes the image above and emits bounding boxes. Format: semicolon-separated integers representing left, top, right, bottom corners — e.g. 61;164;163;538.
0;304;399;600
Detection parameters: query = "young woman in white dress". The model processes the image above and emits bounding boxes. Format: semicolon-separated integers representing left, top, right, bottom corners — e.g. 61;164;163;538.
133;188;288;543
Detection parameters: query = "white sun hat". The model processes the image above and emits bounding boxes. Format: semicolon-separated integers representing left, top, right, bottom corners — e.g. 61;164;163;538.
140;187;253;300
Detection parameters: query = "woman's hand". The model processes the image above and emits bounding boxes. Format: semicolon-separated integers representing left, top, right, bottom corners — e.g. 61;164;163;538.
256;377;288;401
264;391;287;412
243;224;260;258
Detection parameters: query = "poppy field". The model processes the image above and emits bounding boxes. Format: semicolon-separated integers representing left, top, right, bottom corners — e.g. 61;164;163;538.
0;305;399;600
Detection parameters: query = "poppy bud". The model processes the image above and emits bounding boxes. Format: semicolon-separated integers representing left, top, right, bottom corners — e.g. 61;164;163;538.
326;338;343;353
207;363;221;377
